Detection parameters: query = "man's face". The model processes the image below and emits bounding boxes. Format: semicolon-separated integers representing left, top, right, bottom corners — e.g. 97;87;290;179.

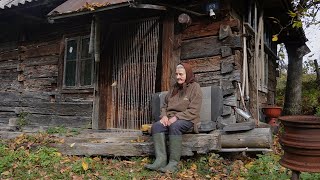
176;68;186;85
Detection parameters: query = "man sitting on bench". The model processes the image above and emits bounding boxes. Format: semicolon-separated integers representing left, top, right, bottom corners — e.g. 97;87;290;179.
145;62;202;173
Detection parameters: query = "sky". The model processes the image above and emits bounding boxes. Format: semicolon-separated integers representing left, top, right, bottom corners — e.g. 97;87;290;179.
304;13;320;63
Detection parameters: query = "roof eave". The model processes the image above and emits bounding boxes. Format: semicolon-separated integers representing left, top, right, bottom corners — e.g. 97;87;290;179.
48;2;130;22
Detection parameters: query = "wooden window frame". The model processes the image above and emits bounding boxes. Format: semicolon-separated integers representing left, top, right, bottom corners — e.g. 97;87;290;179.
62;35;94;90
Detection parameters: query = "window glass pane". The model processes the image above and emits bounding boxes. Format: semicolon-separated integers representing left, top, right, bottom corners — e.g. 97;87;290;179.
81;37;92;59
80;59;93;86
66;40;77;61
65;61;76;86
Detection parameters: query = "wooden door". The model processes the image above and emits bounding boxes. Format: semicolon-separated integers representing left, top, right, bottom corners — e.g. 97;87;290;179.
108;17;160;129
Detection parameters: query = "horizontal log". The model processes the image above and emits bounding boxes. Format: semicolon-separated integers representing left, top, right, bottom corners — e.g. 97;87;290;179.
23;78;57;91
182;56;221;73
25;114;91;127
51;132;221;156
22;55;59;67
220;128;272;148
0;50;19;61
182;18;240;40
15;102;93;116
23;65;58;79
0;69;18;80
181;36;242;60
0;60;18;70
20;41;60;59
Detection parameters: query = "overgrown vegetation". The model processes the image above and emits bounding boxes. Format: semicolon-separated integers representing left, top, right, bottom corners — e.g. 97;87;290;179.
276;72;320;116
46;126;80;136
1;133;320;179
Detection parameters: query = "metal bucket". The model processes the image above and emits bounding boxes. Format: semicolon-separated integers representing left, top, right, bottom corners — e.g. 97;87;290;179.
279;115;320;172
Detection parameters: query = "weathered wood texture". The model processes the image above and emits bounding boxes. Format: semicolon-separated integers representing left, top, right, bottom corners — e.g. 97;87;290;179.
181;36;242;60
181;18;240;40
161;14;174;91
220;128;272;148
51;132;221;156
0;32;93;128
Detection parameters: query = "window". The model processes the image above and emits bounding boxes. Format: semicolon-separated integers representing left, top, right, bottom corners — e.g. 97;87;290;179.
64;36;94;88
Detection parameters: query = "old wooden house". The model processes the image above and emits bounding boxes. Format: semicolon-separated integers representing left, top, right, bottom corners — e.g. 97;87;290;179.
0;0;307;155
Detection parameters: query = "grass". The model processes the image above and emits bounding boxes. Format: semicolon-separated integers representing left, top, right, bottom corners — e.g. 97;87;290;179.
1;133;320;179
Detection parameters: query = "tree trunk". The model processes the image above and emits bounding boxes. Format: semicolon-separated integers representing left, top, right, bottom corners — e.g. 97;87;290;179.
283;43;303;115
314;60;320;87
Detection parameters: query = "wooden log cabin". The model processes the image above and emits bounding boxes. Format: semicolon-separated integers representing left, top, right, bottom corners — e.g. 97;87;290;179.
0;0;307;155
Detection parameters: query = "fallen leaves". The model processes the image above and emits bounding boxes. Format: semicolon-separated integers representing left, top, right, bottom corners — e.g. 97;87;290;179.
82;161;89;171
77;2;111;12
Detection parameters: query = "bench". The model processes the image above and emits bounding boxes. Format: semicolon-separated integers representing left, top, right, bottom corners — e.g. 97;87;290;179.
151;86;223;133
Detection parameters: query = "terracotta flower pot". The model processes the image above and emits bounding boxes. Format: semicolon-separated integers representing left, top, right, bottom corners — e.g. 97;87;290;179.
262;106;282;118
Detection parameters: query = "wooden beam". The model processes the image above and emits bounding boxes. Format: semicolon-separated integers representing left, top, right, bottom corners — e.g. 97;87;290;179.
161;13;174;91
181;35;242;60
51;132;221;156
220;128;272;148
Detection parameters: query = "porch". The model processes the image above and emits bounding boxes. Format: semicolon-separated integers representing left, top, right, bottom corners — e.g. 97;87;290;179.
0;124;272;156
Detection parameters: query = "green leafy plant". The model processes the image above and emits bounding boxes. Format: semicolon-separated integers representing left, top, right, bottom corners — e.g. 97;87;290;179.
46;126;79;136
17;111;29;128
243;153;290;180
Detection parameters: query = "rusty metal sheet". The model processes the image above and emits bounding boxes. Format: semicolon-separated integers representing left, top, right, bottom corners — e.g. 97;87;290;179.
0;0;34;10
48;0;130;16
279;115;320;172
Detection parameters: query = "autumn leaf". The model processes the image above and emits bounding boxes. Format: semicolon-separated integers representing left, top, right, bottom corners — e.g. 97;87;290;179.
272;34;278;42
82;160;89;171
1;171;10;176
245;161;254;169
93;157;101;161
54;152;62;157
190;163;197;171
288;10;297;18
292;21;303;28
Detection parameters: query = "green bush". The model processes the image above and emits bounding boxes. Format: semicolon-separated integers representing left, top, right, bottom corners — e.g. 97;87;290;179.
243;153;290;180
276;73;320;115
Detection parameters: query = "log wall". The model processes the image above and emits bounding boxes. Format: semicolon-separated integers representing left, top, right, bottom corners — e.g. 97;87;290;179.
0;22;93;128
176;13;242;127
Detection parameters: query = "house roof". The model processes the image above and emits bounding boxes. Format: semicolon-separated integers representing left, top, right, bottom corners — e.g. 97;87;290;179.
48;0;131;18
0;0;36;9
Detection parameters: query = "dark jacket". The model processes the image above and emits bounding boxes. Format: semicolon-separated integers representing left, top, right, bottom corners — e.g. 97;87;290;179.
160;82;202;132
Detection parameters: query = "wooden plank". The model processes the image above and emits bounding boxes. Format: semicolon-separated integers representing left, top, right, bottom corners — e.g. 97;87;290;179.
0;60;18;70
195;71;221;87
181;18;240;40
23;78;57;91
22;55;59;67
182;56;221;73
181;35;242;60
23;65;58;79
20;40;60;59
0;50;19;61
25;114;91;127
51;132;221;156
0;69;18;80
15;102;93;116
169;34;182;86
220;128;272;148
161;14;174;91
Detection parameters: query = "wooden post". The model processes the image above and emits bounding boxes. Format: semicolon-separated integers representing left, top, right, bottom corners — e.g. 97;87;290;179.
161;13;174;91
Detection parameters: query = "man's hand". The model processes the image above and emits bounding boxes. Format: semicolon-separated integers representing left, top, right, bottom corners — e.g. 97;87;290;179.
168;116;177;126
160;116;169;126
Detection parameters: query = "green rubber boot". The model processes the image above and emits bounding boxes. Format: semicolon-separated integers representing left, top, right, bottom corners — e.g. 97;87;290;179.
145;133;167;170
159;135;182;173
